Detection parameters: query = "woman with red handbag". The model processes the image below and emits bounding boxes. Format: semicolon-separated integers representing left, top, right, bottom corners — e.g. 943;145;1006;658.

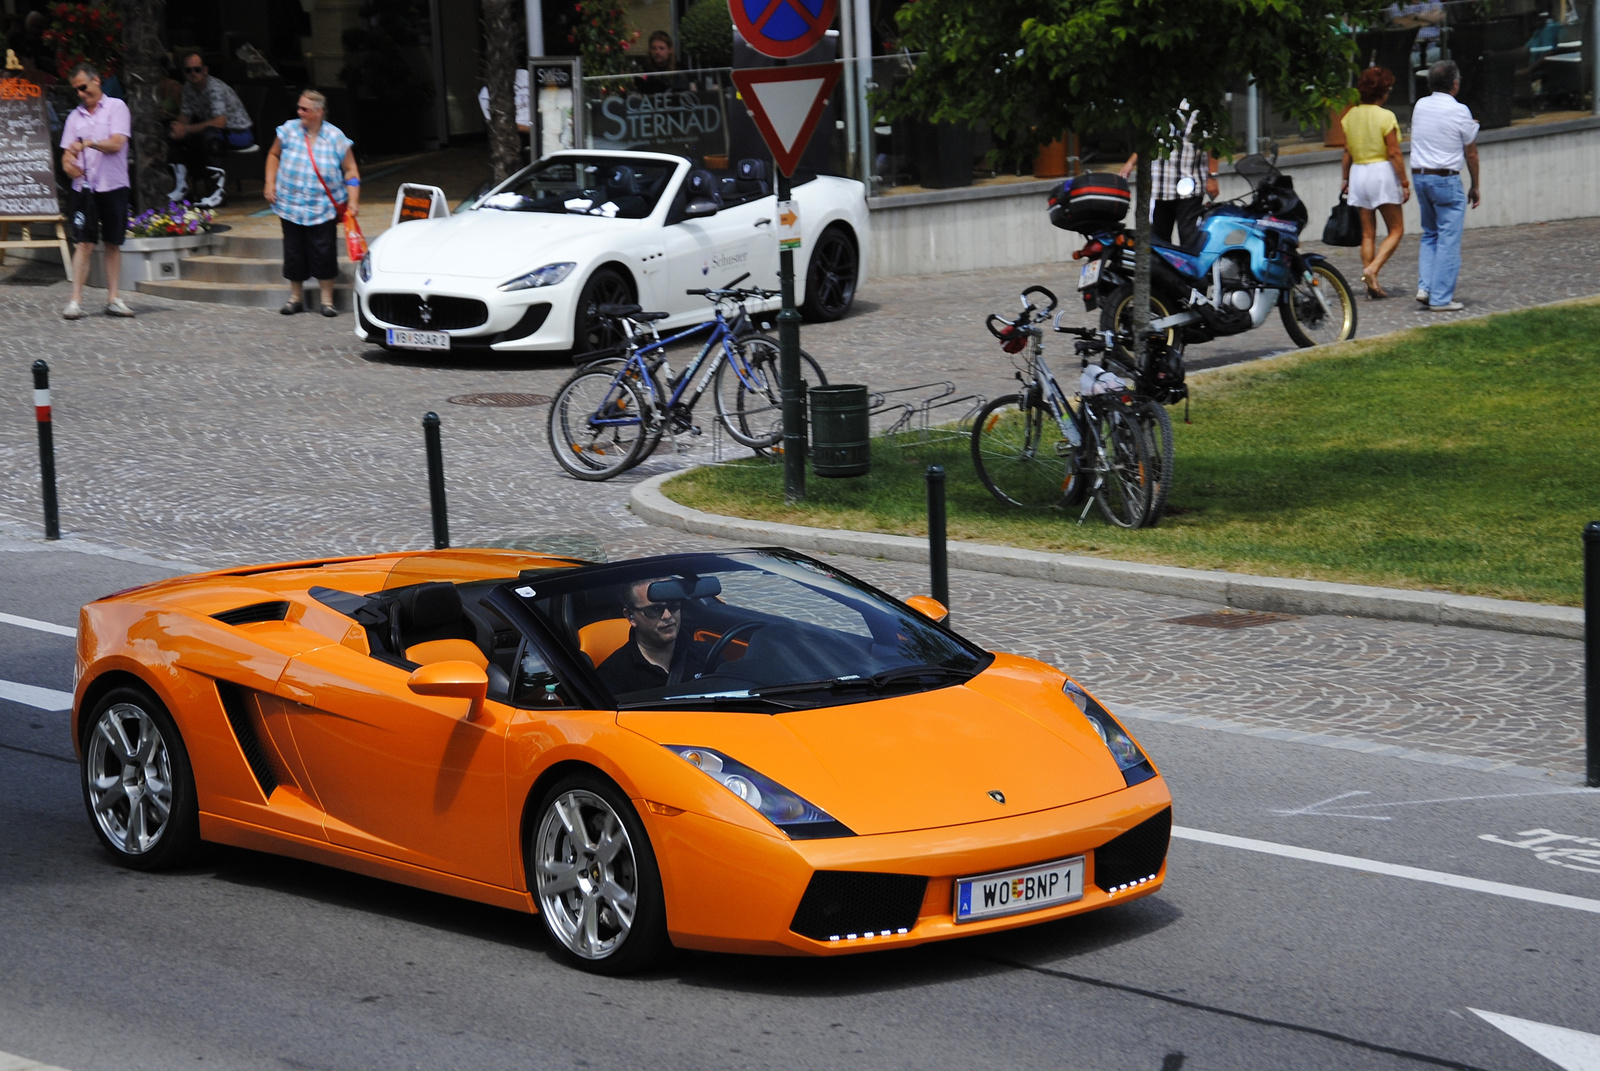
263;89;361;317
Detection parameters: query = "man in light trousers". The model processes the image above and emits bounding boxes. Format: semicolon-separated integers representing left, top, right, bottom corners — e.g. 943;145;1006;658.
1410;59;1481;312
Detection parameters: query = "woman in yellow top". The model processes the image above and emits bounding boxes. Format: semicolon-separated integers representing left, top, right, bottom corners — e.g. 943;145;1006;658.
1340;67;1411;299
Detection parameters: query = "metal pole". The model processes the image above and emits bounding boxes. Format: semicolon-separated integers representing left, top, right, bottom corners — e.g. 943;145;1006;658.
776;84;807;502
1586;521;1599;787
32;361;59;540
839;0;858;179
926;465;948;614
422;412;450;549
854;0;873;190
1592;0;1600;116
1246;78;1260;155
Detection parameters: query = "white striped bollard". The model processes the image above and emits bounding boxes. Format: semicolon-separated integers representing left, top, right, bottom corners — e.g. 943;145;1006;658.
33;360;59;540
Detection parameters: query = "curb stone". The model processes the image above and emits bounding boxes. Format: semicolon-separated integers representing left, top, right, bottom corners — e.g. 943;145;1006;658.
629;471;1583;641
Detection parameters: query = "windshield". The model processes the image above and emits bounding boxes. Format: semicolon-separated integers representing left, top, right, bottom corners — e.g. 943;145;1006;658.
507;550;989;710
477;156;679;220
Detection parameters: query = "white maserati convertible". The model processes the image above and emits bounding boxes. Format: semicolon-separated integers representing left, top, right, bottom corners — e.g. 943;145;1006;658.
353;150;870;358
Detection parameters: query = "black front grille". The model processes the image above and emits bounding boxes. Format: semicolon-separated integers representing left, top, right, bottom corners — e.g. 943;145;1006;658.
1094;807;1172;890
368;292;488;330
790;871;927;941
212;601;289;626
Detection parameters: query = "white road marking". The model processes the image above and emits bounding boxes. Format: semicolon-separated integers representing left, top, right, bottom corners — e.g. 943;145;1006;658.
1470;1009;1600;1071
1480;829;1600;875
1172;826;1600;915
0;1046;77;1071
0;611;76;638
1273;788;1592;820
0;679;73;711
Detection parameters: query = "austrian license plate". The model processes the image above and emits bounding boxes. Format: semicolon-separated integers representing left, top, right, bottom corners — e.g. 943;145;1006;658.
955;856;1085;923
386;328;450;351
1077;260;1102;289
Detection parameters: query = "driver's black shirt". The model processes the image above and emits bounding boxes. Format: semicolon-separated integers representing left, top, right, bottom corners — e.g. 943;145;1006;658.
595;631;674;697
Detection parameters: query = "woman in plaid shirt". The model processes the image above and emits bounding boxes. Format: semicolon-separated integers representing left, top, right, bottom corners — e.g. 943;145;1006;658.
264;89;360;317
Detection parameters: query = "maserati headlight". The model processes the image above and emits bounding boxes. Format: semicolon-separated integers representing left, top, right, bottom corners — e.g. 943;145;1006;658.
498;262;576;291
358;252;372;282
668;746;852;839
1063;678;1155;785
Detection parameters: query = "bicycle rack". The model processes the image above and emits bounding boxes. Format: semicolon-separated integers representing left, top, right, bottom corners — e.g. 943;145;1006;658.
868;381;987;446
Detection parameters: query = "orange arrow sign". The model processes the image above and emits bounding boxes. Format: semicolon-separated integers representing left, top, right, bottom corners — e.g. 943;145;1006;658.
779;208;798;228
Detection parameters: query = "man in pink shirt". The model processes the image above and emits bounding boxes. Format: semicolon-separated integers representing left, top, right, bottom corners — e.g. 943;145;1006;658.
60;62;135;319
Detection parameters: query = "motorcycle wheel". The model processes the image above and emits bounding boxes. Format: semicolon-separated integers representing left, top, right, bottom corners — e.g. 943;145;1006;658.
1098;286;1179;372
1280;262;1358;348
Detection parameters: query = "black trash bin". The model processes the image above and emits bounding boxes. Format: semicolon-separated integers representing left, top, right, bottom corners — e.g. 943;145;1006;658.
809;384;870;478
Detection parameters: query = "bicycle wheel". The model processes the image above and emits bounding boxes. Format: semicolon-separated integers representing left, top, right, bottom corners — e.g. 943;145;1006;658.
580;357;668;471
547;367;653;481
1131;396;1175;527
1092;404;1155;528
970;393;1082;510
1280;261;1357;348
713;335;826;450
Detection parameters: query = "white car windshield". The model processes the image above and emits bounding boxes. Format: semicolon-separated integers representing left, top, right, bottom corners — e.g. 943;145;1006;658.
479;157;678;220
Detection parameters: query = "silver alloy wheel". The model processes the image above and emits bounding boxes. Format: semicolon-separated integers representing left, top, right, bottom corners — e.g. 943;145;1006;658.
534;789;640;960
85;702;174;855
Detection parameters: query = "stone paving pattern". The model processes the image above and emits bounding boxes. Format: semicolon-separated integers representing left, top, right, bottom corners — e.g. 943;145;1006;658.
1;217;1593;780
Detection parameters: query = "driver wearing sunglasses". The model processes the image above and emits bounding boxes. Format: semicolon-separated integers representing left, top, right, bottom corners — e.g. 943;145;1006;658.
594;578;695;696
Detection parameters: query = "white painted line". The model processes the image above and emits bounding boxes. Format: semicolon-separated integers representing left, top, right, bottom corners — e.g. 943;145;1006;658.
1471;1009;1600;1071
0;1046;77;1071
1172;826;1600;916
0;679;74;711
0;611;76;638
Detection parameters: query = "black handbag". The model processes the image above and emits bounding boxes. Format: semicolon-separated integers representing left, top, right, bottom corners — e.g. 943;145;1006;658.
70;184;100;244
1321;193;1362;247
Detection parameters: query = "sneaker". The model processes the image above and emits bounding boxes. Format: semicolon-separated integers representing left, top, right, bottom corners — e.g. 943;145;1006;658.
167;163;188;202
1415;289;1429;304
105;298;135;318
62;299;82;320
1427;301;1465;312
199;167;226;209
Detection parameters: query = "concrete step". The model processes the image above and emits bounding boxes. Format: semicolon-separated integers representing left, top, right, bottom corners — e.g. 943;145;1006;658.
217;233;287;258
136;278;355;311
181;255;355;285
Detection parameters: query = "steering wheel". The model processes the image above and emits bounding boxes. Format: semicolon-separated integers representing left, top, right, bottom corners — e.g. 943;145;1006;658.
700;622;764;677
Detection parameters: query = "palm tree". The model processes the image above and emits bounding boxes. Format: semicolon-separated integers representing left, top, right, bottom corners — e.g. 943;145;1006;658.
121;0;167;211
482;0;522;184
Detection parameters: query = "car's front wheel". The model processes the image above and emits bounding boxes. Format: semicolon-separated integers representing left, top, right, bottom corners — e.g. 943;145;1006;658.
81;685;200;870
529;772;671;974
572;267;634;364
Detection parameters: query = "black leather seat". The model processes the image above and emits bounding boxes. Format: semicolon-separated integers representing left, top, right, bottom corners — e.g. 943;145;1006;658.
390;581;480;654
684;168;721;207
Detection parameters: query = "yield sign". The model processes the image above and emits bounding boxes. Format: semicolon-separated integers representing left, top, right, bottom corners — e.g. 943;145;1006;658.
730;62;841;176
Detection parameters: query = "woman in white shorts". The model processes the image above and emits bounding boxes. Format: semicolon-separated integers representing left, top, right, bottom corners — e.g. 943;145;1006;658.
1339;67;1411;298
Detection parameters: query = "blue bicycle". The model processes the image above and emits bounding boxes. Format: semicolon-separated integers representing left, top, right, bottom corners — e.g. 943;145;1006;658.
547;276;826;480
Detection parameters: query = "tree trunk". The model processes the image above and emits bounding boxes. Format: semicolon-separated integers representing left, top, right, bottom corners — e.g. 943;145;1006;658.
1130;151;1154;368
121;0;168;212
482;0;523;184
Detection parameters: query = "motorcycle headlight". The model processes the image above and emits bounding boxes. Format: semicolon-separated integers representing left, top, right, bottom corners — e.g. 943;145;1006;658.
498;262;576;292
668;746;853;839
1063;678;1156;786
358;252;372;282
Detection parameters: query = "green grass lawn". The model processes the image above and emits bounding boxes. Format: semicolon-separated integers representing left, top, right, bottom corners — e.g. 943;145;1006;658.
665;301;1600;606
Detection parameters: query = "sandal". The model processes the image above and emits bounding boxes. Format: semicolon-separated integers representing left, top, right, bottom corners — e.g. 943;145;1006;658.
320;304;339;317
1361;270;1388;300
280;299;304;315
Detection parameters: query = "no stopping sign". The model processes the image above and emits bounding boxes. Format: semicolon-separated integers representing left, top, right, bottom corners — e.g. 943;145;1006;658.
730;0;838;59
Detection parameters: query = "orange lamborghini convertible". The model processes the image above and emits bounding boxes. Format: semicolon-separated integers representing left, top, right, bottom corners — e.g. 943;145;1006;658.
73;547;1171;973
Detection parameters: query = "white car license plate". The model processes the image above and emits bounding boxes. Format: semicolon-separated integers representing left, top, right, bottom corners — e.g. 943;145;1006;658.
386;328;450;351
1077;260;1102;290
955;856;1085;923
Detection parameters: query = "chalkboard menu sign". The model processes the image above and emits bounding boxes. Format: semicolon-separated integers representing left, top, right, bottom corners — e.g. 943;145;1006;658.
0;79;61;218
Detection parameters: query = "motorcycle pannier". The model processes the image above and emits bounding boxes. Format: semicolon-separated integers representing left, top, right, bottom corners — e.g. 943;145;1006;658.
1048;173;1131;232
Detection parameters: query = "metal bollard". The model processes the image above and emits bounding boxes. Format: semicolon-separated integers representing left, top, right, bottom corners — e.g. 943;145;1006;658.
926;465;948;618
422;412;449;550
33;361;59;540
1586;521;1599;787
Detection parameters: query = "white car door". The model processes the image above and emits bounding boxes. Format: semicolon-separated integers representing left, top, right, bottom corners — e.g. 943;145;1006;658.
663;207;762;314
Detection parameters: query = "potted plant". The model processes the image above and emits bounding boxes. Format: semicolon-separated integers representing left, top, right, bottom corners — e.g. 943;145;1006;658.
86;202;220;288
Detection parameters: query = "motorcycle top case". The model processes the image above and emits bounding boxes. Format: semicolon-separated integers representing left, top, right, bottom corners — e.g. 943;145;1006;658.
1048;173;1131;232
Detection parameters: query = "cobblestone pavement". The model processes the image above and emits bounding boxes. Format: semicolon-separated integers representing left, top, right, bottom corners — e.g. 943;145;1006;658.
0;216;1591;780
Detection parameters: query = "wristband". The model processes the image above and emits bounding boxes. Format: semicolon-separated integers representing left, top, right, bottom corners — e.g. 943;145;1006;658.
344;177;360;187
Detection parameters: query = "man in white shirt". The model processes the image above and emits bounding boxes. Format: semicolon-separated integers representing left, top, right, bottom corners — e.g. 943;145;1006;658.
478;68;531;134
1409;60;1481;312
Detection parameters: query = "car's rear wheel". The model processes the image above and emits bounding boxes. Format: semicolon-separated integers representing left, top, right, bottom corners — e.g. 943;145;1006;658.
801;226;858;322
572;267;633;364
529;772;671;974
81;685;200;870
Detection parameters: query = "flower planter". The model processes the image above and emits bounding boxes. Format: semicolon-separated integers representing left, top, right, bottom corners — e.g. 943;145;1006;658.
86;231;221;289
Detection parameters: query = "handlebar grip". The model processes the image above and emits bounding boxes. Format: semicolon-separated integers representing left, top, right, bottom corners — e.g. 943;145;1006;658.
685;288;709;296
725;272;750;288
985;313;1012;340
1022;285;1058;314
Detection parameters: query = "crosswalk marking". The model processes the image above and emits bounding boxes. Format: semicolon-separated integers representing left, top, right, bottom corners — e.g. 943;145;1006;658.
1173;826;1600;916
0;611;76;638
0;1046;77;1071
0;679;73;711
1471;1009;1600;1071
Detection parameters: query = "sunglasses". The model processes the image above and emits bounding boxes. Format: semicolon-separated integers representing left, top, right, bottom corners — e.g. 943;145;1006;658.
184;65;204;73
72;83;92;93
627;600;682;620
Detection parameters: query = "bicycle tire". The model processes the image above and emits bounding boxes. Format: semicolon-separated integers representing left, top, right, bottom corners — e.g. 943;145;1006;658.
1092;403;1155;528
547;367;653;481
713;336;826;450
580;357;668;471
1131;396;1175;526
970;393;1083;510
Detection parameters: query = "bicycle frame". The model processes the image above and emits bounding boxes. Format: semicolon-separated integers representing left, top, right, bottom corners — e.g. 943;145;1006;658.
585;302;759;431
